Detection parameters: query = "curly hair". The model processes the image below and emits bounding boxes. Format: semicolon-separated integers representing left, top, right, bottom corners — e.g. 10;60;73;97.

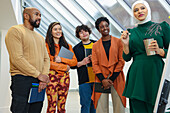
45;22;69;56
75;24;91;39
95;17;110;30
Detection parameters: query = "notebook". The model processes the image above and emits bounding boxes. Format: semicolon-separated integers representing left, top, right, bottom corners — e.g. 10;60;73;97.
58;46;73;59
85;49;92;67
94;82;111;93
28;83;46;103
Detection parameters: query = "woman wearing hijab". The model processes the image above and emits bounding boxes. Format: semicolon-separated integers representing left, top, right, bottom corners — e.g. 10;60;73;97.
45;22;77;113
121;0;170;113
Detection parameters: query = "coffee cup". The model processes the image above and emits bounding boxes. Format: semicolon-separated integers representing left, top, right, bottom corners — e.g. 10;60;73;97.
143;38;156;56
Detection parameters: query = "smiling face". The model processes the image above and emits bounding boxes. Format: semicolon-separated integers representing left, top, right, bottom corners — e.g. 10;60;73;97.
52;24;62;39
98;21;110;37
79;29;90;41
133;3;148;21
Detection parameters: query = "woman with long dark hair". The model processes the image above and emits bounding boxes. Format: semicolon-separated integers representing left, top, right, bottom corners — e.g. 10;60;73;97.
45;22;77;113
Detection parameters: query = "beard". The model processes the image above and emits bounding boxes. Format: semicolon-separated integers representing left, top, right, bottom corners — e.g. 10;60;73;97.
29;18;40;28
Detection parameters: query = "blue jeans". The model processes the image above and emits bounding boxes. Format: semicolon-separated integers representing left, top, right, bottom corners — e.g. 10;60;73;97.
79;83;96;113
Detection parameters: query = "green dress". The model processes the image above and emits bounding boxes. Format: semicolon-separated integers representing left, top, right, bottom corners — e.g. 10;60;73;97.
123;21;170;105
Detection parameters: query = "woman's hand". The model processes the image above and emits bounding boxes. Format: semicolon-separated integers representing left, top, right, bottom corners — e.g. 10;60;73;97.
120;31;129;45
55;56;61;63
120;30;130;54
148;40;165;57
66;65;70;71
102;79;113;89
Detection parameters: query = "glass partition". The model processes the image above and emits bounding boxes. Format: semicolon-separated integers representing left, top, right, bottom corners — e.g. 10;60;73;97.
23;0;170;43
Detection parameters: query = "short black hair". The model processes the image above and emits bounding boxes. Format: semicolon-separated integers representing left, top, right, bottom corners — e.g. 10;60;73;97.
75;24;91;39
95;17;110;30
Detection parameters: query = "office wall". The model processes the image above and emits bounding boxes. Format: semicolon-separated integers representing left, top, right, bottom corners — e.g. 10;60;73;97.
0;0;20;112
0;31;1;79
0;30;11;113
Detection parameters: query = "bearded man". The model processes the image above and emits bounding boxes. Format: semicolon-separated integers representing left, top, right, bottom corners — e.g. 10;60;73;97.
5;7;50;113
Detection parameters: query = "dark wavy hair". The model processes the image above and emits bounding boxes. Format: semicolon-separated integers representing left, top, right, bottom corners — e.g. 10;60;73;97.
95;17;110;30
75;24;91;39
45;22;69;56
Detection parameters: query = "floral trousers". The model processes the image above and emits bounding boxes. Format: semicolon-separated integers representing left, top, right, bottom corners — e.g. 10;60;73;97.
46;70;70;113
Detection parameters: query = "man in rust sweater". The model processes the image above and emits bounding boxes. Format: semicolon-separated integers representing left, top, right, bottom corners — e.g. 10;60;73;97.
5;7;50;113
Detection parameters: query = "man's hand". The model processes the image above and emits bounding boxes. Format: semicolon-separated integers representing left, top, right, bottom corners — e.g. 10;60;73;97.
77;57;91;67
82;57;91;65
37;74;50;83
102;79;113;89
38;81;47;93
88;54;92;62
